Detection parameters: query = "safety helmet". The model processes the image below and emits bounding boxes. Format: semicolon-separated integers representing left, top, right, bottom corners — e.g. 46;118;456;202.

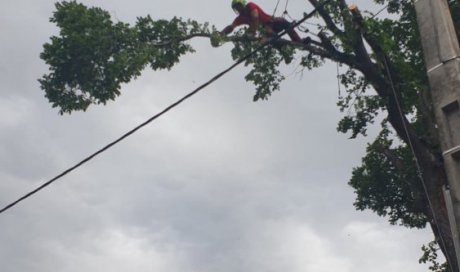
232;0;247;14
231;0;247;8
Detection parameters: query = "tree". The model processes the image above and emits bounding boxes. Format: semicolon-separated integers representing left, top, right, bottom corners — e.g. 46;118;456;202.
39;0;460;270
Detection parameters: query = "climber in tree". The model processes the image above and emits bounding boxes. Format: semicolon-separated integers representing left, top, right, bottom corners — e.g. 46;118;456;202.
220;0;307;43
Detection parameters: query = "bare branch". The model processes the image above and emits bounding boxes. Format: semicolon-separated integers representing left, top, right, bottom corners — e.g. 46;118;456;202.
373;143;406;172
151;33;212;47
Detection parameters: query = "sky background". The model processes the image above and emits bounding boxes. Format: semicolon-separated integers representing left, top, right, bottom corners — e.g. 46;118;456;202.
0;0;435;271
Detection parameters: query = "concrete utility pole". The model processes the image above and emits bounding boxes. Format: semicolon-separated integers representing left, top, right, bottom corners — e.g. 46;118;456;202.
414;0;460;268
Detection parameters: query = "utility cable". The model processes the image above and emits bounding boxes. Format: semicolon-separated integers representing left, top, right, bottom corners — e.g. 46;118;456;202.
0;46;260;215
0;0;333;215
382;57;455;270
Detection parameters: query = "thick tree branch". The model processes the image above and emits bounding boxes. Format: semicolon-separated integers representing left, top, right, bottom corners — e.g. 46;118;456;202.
315;31;357;67
373;144;405;171
348;9;424;152
272;38;359;69
346;7;435;164
307;0;344;36
160;32;361;70
151;33;213;47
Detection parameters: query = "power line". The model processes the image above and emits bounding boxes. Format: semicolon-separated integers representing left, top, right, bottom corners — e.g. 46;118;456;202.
382;57;454;270
1;47;257;215
0;0;332;215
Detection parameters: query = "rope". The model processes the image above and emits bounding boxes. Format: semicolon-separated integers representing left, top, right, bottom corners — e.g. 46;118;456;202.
370;4;388;19
382;57;454;270
0;0;333;215
272;0;281;16
336;62;341;97
281;0;311;33
284;0;290;14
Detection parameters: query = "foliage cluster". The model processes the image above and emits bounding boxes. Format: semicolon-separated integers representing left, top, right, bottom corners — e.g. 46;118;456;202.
40;1;210;113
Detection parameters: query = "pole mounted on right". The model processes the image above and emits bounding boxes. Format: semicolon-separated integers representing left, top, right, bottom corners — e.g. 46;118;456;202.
415;0;460;269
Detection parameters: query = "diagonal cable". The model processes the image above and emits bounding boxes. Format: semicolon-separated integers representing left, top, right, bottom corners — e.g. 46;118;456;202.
0;0;332;215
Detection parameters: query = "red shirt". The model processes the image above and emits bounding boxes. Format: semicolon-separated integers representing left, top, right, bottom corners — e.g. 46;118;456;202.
232;2;273;26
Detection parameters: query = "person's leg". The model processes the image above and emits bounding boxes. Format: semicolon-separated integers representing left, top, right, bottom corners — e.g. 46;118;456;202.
271;18;302;42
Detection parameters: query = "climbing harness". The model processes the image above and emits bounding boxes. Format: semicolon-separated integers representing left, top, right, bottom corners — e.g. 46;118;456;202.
275;0;312;33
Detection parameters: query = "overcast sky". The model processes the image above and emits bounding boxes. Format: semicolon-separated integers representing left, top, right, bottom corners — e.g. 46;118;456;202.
0;0;435;271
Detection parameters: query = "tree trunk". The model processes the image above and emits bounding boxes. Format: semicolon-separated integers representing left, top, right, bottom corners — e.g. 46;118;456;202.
419;154;458;272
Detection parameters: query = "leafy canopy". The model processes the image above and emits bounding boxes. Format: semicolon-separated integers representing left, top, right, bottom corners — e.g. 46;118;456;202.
40;1;209;113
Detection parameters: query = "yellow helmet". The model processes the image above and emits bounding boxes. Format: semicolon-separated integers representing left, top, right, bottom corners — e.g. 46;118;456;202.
231;0;247;8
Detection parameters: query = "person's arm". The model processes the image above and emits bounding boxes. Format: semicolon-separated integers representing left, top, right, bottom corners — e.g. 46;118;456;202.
221;24;235;35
